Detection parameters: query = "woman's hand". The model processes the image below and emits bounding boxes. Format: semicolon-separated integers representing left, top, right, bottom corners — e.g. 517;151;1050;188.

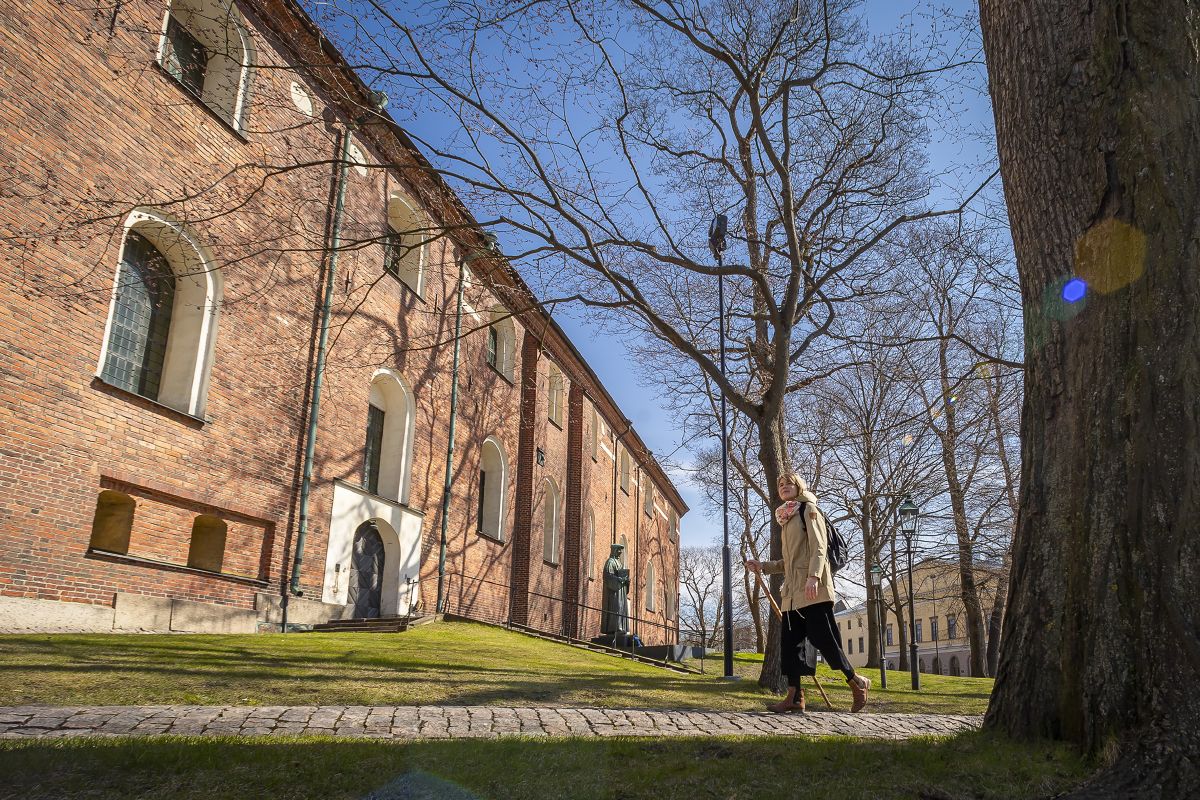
744;559;761;574
805;576;820;600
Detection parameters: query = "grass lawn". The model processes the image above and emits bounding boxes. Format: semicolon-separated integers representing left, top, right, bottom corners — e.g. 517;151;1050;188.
0;731;1091;800
0;621;991;715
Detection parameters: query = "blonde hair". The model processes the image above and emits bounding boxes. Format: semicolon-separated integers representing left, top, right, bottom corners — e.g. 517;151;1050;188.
778;472;808;494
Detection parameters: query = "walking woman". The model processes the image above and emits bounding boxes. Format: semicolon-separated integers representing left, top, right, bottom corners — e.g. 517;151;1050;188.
746;473;870;713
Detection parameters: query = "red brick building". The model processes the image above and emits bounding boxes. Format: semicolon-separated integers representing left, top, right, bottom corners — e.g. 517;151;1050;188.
0;0;684;640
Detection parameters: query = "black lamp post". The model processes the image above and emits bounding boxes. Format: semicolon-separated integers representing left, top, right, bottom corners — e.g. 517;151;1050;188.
898;496;920;690
709;214;735;680
870;564;886;689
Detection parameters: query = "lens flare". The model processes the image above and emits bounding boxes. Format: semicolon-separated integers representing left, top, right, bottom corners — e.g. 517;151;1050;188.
1062;278;1087;303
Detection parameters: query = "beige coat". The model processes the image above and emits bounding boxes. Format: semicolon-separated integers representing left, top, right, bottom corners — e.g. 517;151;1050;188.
762;490;835;611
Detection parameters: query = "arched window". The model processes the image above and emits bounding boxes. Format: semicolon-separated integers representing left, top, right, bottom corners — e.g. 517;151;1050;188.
366;370;415;503
547;363;564;426
99;211;222;417
89;490;135;554
584;509;595;580
619;448;631;493
187;514;227;572
101;232;174;401
950;655;961;676
645;558;656;611
589;405;598;458
486;305;516;380
643;480;654;516
478;438;506;540
542;478;560;563
159;0;255;130
385;193;427;294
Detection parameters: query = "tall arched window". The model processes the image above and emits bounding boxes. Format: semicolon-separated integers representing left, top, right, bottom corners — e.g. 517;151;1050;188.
486;305;516;380
366;370;415;503
585;509;595;580
542;478;560;563
547;363;564;426
99;211;222;417
589;405;599;458
645;558;656;611
89;490;135;554
159;0;256;130
478;437;507;540
385;193;428;295
101;232;174;400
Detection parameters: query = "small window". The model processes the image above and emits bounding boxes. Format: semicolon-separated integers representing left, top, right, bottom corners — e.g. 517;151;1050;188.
584;510;595;580
947;614;958;639
915;620;923;643
187;514;227;572
670;510;679;541
619;449;631;493
858;636;864;654
930;617;939;642
847;638;853;655
589;406;598;459
858;617;863;629
886;623;894;646
547;363;564;426
163;17;208;96
643;482;654;516
89;490;135;554
645;559;656;612
486;326;498;368
158;0;254;130
363;404;385;495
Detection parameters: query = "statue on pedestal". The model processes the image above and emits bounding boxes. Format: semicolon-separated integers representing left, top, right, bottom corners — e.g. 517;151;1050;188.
601;543;630;638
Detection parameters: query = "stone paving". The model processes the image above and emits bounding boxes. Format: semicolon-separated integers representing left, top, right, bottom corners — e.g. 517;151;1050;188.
0;705;981;741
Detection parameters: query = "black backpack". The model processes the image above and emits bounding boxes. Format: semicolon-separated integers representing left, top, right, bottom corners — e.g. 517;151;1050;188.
800;502;848;574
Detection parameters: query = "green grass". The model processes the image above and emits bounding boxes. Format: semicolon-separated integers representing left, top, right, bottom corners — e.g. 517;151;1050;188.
0;622;992;715
0;732;1091;800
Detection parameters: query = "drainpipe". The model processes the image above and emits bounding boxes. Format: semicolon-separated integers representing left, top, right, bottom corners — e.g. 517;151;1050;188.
436;233;499;613
284;90;388;623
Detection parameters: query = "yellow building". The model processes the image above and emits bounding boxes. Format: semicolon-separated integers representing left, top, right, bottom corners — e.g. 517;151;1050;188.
835;558;1002;676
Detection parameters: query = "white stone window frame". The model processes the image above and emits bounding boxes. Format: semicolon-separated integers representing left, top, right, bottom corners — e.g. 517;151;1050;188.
156;0;257;133
486;304;516;381
97;208;223;419
478;436;508;541
645;557;656;612
367;368;417;505
385;191;430;297
541;477;560;564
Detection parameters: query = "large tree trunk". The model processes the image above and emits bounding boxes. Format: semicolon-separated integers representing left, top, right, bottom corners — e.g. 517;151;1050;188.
985;550;1010;676
756;414;788;693
980;2;1200;794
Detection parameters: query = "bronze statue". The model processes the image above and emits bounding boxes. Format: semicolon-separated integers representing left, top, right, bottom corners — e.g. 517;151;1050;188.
600;543;630;636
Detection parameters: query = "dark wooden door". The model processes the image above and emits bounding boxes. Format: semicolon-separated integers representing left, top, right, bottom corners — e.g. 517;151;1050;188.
348;522;384;619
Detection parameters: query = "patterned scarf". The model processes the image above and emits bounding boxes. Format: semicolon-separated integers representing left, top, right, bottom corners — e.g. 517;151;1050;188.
775;500;802;527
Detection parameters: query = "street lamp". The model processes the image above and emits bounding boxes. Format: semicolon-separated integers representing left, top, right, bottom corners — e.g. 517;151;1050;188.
869;564;886;689
708;213;735;680
898;496;921;691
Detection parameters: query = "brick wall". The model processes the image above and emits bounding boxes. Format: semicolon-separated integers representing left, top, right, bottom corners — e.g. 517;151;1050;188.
0;0;682;636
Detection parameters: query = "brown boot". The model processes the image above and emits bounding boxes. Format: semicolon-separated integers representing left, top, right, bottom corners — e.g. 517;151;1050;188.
767;686;805;713
849;675;870;713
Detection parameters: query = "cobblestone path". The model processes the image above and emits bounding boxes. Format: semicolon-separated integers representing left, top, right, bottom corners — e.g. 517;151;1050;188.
0;706;981;741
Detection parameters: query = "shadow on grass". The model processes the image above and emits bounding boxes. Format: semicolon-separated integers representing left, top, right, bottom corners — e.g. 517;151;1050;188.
0;730;1092;800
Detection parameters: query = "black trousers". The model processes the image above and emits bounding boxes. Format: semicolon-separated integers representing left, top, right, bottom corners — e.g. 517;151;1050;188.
780;601;856;687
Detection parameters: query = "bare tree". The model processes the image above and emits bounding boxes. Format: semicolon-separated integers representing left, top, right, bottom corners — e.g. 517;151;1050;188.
677;545;723;646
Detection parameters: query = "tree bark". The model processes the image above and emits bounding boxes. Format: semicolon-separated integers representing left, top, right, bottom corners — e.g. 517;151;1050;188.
980;1;1200;793
756;413;789;692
